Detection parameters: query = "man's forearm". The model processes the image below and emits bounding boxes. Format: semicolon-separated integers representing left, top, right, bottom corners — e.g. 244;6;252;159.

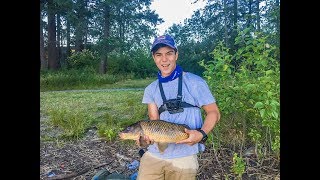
148;103;160;120
201;110;220;135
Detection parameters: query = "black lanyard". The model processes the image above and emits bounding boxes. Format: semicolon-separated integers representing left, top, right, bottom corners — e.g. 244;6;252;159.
158;73;199;114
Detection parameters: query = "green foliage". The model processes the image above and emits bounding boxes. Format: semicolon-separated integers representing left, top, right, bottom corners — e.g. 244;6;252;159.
271;132;280;159
40;68;155;91
40;69;120;91
48;109;92;140
66;49;100;71
97;123;121;141
130;49;158;78
231;153;246;179
107;49;157;78
200;30;280;155
247;128;262;157
107;53;136;76
165;1;280;77
41;89;147;142
104;128;119;141
96;112;120;141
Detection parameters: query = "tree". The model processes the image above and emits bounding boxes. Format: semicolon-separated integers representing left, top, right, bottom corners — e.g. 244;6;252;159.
74;0;89;52
40;0;47;70
47;0;59;70
99;2;111;74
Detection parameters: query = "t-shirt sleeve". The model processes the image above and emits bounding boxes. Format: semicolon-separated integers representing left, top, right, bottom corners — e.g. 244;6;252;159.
142;84;155;104
192;79;216;107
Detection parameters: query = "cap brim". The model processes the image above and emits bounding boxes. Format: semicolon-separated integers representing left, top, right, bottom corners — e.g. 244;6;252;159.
151;43;177;52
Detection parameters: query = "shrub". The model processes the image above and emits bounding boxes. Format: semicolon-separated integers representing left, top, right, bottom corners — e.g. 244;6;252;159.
200;29;280;156
66;49;100;71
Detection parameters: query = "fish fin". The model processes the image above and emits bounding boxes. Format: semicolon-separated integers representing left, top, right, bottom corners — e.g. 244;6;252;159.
138;136;149;148
156;142;168;153
181;124;191;130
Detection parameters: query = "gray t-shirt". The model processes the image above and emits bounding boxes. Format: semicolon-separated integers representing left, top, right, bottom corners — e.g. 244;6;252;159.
142;72;216;159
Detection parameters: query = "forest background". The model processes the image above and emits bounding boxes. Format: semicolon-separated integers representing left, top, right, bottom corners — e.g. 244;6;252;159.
40;0;280;178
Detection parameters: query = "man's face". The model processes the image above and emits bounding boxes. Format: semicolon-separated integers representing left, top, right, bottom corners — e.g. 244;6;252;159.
152;46;178;77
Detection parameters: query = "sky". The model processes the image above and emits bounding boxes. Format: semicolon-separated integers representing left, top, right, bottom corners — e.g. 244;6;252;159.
150;0;207;35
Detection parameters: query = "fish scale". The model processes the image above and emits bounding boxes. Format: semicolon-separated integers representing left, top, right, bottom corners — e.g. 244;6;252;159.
119;120;189;143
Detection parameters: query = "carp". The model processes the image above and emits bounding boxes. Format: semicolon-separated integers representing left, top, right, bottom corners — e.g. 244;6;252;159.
119;120;190;153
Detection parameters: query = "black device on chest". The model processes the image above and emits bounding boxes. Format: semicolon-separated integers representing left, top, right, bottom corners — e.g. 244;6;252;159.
162;97;184;114
158;73;199;114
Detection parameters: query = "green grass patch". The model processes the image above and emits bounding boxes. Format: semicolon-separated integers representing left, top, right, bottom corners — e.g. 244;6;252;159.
40;69;155;91
111;78;155;89
41;89;148;141
48;109;91;140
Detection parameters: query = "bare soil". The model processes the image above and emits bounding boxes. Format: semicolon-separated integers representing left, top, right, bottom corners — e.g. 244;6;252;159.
40;126;280;180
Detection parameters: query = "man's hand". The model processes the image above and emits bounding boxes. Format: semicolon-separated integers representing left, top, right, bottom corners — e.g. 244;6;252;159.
135;135;154;147
176;129;203;146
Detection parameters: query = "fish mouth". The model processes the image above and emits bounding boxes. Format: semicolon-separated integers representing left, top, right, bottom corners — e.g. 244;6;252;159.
118;133;125;139
118;133;139;140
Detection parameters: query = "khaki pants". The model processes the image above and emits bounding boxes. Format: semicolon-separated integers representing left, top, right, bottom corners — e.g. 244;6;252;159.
137;151;199;180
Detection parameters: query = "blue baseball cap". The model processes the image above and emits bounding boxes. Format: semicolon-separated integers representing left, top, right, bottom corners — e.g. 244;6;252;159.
151;35;177;52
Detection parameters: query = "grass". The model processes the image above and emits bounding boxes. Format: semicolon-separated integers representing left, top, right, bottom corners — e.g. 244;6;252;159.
40;88;149;141
111;78;155;89
40;69;156;91
41;78;155;92
40;85;241;150
40;76;246;148
40;71;256;150
40;70;155;141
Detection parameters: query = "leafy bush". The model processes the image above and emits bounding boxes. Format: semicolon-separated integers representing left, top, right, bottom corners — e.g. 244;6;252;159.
66;49;100;71
200;29;280;156
108;49;157;78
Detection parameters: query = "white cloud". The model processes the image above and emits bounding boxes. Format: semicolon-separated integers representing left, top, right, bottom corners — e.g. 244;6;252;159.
150;0;206;35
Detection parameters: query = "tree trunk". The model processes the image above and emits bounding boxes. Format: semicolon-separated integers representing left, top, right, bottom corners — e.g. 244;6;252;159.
275;0;280;41
40;8;47;70
275;0;280;60
84;21;88;50
247;0;253;29
256;0;261;32
47;0;59;70
233;0;238;27
223;0;228;48
75;0;86;52
99;55;107;74
99;5;111;74
230;0;238;53
66;18;71;58
84;0;89;50
56;14;62;66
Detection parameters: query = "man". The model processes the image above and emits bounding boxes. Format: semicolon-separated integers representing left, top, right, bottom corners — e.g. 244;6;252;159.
137;35;220;180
